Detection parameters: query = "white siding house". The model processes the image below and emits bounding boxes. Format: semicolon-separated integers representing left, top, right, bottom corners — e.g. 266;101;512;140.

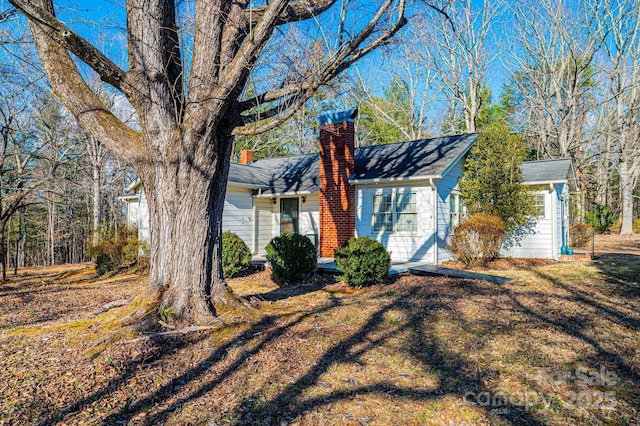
120;110;577;265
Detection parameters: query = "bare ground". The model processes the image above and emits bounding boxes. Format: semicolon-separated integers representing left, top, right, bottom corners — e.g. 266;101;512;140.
1;235;639;425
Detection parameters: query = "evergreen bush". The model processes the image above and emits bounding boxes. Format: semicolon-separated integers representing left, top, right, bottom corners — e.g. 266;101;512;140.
334;236;390;287
222;231;252;278
88;226;143;275
265;233;317;283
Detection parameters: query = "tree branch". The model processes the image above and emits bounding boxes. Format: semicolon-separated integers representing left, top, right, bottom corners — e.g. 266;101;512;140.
247;0;337;26
237;0;407;126
11;0;142;162
8;0;130;94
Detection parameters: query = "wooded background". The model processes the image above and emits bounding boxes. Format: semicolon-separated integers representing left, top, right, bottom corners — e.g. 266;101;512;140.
0;0;638;272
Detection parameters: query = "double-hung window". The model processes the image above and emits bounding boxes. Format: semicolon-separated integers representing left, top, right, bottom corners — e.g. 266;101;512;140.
534;193;546;219
373;194;393;232
372;192;417;233
450;193;465;230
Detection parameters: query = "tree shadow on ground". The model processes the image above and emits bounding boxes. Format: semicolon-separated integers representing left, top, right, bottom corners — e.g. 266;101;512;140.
40;263;640;425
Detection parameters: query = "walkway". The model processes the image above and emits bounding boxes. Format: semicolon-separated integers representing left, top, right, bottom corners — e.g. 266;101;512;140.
408;264;511;284
251;257;511;284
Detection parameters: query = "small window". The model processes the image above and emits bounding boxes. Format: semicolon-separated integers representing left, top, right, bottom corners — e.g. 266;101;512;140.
373;194;393;232
395;192;417;233
450;193;465;230
535;193;546;219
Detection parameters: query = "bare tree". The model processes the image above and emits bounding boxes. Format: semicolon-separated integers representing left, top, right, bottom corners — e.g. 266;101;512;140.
9;0;414;324
417;0;500;134
352;36;442;145
598;0;640;234
504;0;605;160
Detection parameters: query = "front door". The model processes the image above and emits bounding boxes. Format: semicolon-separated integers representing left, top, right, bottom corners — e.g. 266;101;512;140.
280;198;299;234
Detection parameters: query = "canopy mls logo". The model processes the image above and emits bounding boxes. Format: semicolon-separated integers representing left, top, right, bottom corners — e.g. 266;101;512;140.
463;365;619;414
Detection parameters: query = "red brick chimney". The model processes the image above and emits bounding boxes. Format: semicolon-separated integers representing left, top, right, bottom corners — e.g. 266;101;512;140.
240;149;253;165
317;109;357;258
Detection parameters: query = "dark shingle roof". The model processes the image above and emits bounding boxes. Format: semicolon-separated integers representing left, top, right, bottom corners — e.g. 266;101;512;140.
228;163;272;189
520;159;573;183
242;134;476;194
244;154;319;195
352;134;476;181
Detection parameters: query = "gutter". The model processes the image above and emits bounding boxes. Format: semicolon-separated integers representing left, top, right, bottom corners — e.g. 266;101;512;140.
117;195;139;202
349;175;441;185
254;187;319;198
522;180;567;186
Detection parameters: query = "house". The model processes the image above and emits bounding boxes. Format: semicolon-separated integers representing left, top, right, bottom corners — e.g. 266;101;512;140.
121;109;576;264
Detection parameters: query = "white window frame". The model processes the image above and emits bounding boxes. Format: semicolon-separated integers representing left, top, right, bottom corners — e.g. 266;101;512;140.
449;192;466;231
372;193;393;232
371;190;418;235
534;193;546;219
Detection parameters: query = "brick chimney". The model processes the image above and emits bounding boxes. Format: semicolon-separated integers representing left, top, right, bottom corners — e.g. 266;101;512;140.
317;109;357;257
240;149;253;165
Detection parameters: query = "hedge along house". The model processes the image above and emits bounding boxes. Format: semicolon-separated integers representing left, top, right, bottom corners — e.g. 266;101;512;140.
121;109;575;264
500;159;579;260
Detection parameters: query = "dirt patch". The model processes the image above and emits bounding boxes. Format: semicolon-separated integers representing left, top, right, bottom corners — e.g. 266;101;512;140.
444;257;552;271
1;245;639;425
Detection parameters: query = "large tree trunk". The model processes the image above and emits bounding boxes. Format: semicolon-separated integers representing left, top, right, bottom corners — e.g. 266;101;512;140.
140;131;244;324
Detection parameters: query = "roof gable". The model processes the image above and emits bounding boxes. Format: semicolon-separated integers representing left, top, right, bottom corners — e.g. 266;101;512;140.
521;159;578;191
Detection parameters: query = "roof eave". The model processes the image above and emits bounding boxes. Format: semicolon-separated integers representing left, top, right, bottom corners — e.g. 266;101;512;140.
523;180;568;186
255;187;319;198
349;175;441;185
228;181;269;190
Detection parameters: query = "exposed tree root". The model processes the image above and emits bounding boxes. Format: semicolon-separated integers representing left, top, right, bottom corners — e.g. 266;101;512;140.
91;299;131;316
83;287;263;359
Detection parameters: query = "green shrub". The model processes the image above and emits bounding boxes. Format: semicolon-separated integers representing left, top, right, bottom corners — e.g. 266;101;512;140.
570;222;592;248
265;233;317;283
95;252;114;276
585;204;616;234
334;237;390;287
451;214;506;267
222;231;252;278
635;218;640;233
88;226;144;275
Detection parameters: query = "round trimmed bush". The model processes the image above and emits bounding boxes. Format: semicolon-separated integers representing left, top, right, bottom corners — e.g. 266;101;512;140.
265;233;317;283
334;236;390;287
222;231;252;278
451;214;506;266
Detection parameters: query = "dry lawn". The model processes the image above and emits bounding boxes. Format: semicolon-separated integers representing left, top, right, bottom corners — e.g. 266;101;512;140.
1;235;639;425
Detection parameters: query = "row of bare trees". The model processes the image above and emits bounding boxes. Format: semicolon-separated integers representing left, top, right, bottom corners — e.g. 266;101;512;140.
348;0;639;233
0;22;132;277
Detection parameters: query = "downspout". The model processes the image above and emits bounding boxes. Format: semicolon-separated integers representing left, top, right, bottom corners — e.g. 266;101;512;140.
550;184;556;259
252;189;261;255
430;178;438;265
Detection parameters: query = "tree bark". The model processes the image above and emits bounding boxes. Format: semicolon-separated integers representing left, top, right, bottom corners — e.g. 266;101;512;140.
619;161;634;234
140;130;242;323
